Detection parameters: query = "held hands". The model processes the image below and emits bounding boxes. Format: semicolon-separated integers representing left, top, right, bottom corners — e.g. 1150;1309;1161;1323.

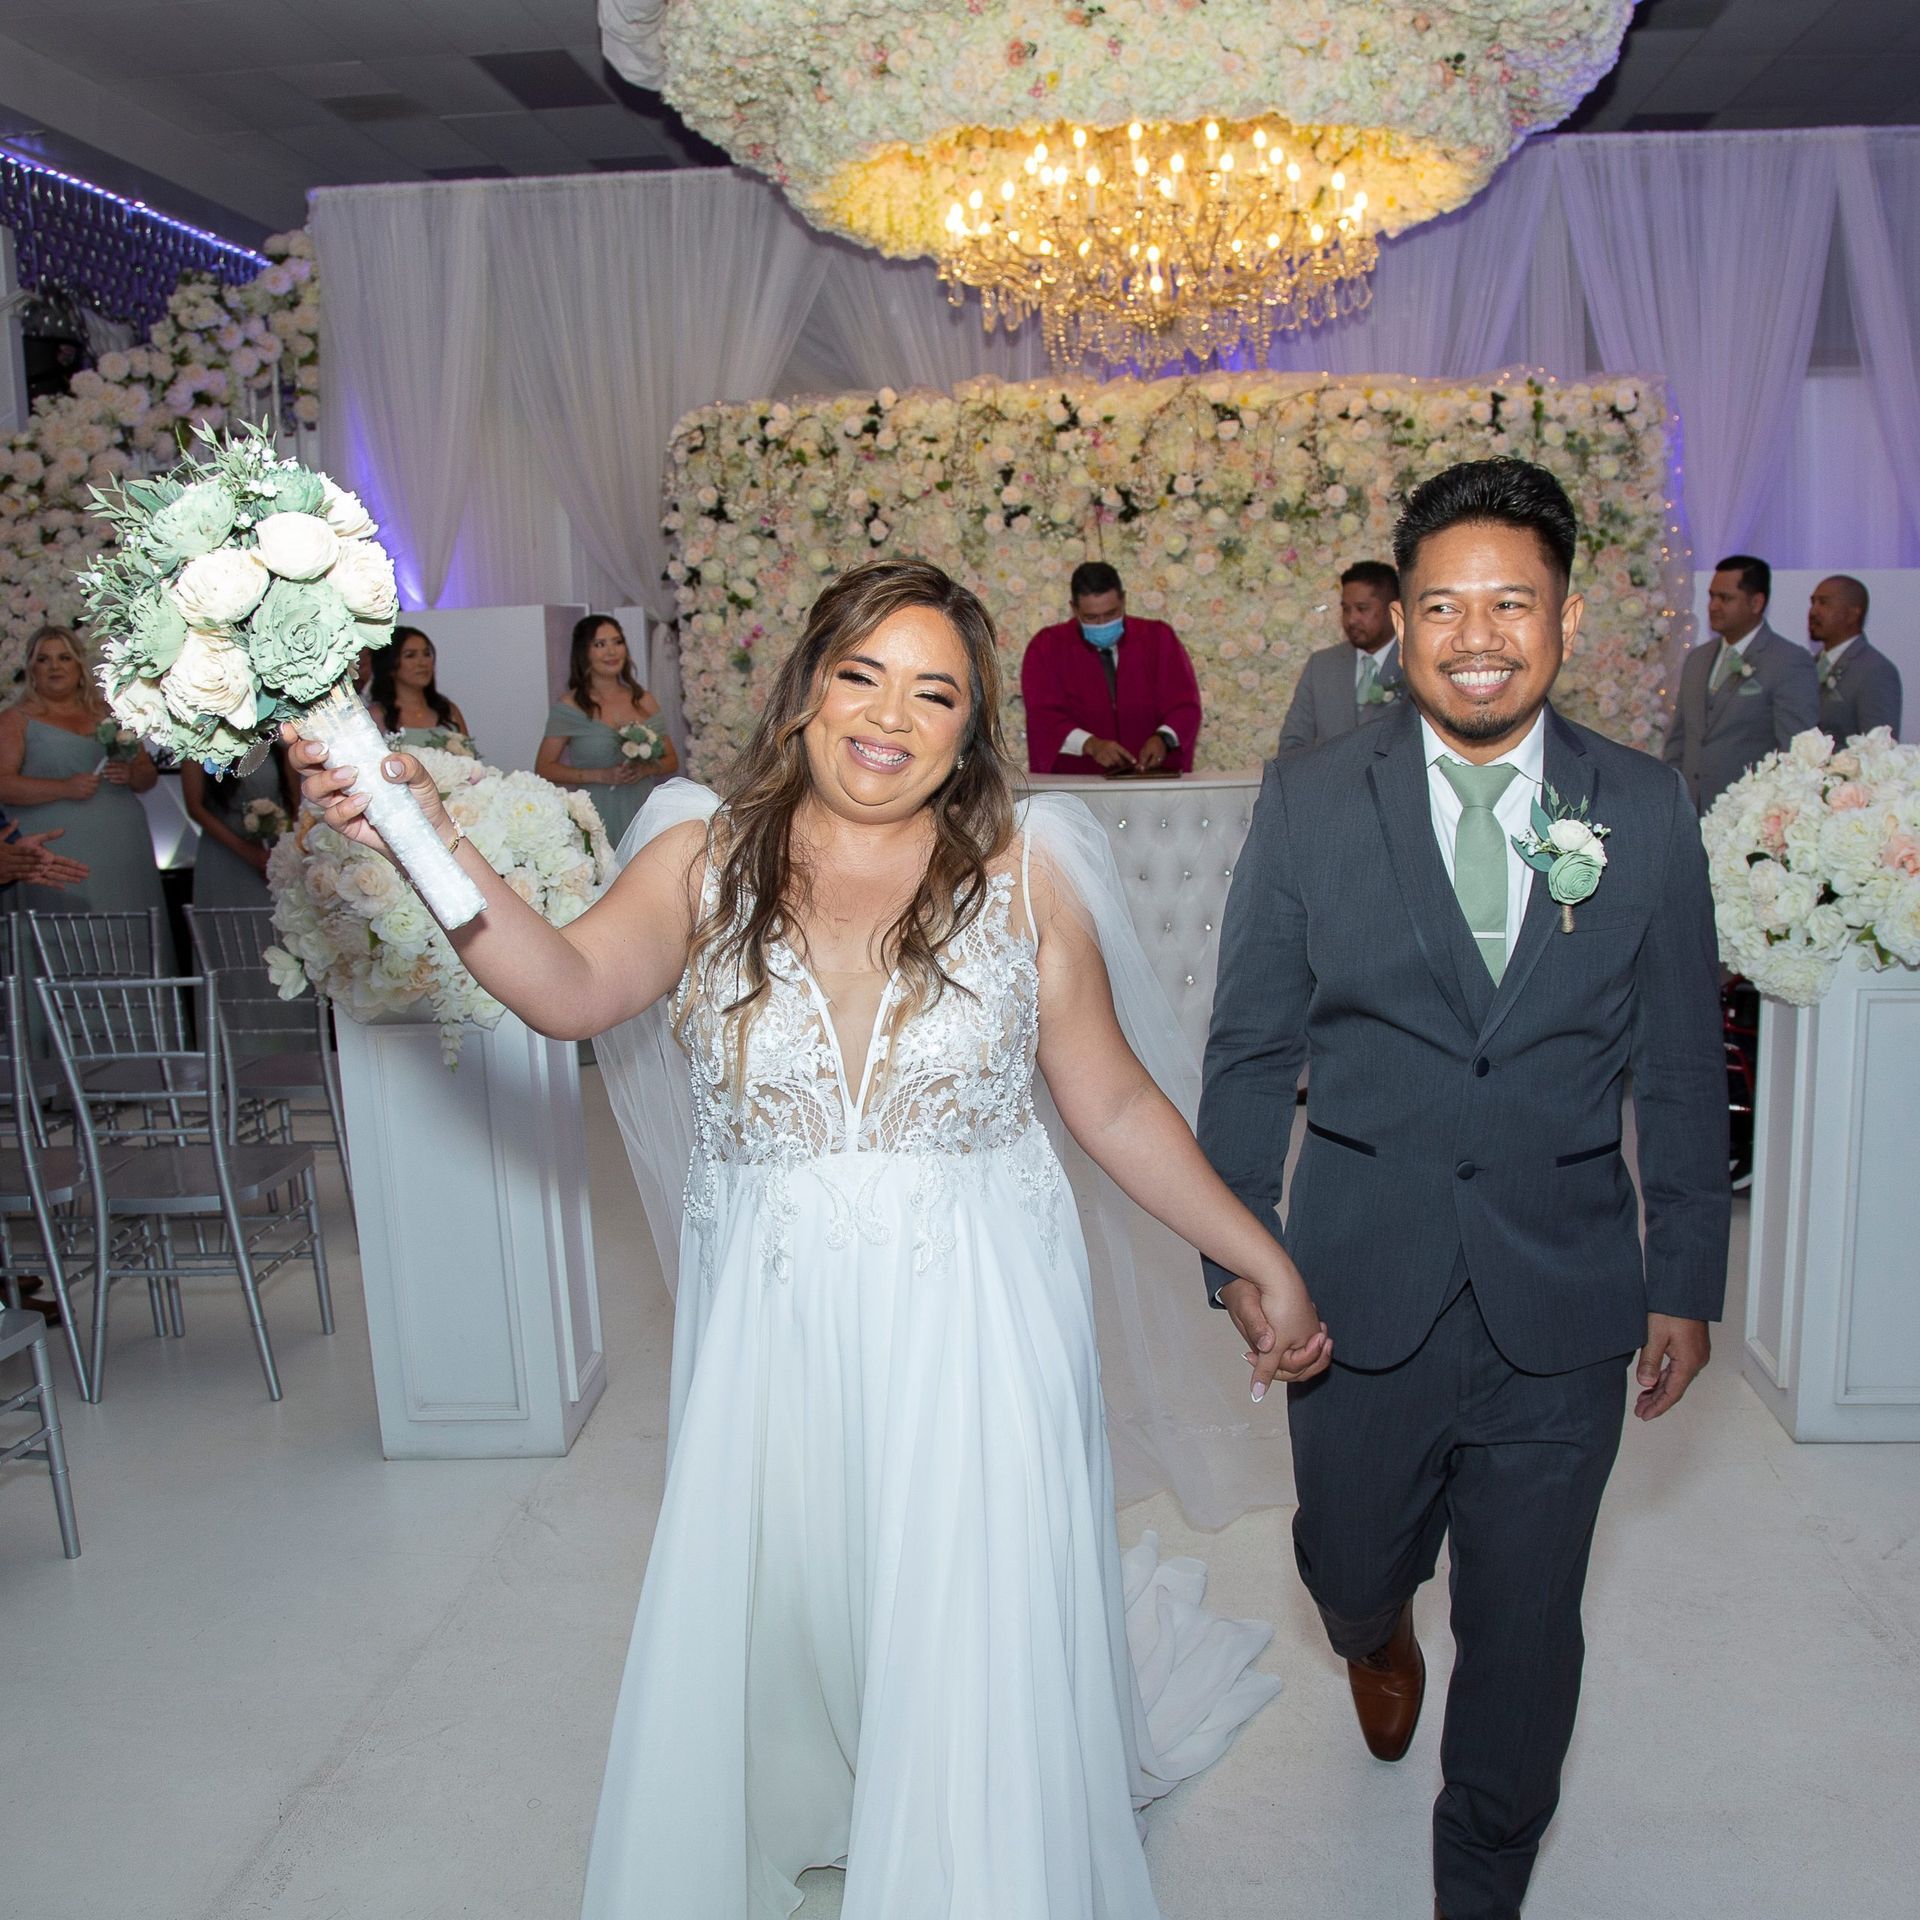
1219;1269;1333;1402
63;771;102;803
1635;1314;1710;1419
282;725;452;864
1086;737;1137;773
1136;733;1169;772
100;758;134;786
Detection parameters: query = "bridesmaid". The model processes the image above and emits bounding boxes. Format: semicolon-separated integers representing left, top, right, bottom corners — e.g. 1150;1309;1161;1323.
0;625;170;957
535;614;679;847
180;748;296;911
367;626;477;755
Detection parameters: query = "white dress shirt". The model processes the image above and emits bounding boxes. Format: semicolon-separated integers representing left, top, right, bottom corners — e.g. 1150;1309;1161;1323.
1817;634;1858;675
1420;710;1546;966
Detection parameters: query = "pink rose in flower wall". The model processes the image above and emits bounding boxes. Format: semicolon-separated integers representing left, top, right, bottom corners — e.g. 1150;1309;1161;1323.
1826;783;1872;812
1883;835;1920;878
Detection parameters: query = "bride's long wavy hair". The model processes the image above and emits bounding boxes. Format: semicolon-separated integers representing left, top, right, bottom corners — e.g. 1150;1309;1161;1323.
684;559;1016;1057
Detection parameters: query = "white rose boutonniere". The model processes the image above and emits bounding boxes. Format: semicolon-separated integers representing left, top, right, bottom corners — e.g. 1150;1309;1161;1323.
1512;786;1611;933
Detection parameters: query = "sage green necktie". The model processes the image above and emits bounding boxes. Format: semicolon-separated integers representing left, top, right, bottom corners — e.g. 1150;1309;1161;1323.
1357;651;1380;705
1438;757;1521;982
1816;649;1836;686
1708;642;1740;694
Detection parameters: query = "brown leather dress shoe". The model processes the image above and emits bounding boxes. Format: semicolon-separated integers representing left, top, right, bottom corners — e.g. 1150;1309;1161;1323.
1345;1600;1425;1761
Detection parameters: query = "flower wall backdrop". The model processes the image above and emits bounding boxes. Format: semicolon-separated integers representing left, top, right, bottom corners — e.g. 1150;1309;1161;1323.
663;369;1683;775
0;230;319;684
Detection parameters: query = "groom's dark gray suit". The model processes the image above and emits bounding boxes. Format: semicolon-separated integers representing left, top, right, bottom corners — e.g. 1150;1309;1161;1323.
1197;700;1729;1918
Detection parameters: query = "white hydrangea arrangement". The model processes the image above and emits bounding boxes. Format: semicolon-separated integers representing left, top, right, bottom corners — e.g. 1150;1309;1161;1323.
264;746;614;1064
1702;728;1920;1006
78;421;483;927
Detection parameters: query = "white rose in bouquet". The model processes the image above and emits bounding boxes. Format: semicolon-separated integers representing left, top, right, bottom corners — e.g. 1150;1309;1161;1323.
254;510;340;581
162;629;257;728
170;546;269;626
325;537;399;623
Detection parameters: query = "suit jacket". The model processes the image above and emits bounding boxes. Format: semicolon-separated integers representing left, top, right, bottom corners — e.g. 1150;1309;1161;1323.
1275;641;1403;756
1021;617;1202;775
1197;701;1729;1375
1817;636;1903;743
1662;622;1818;813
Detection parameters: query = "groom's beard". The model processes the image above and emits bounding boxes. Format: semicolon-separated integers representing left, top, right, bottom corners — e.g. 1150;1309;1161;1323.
1421;660;1546;743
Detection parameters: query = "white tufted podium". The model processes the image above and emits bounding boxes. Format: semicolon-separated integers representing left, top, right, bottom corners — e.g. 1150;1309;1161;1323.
1029;773;1261;1056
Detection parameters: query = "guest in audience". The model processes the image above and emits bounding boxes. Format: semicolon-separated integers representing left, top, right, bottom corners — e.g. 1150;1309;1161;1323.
1275;560;1403;755
1021;561;1202;775
1808;574;1902;741
180;749;296;911
367;627;476;753
535;614;680;847
0;625;168;945
1662;554;1817;813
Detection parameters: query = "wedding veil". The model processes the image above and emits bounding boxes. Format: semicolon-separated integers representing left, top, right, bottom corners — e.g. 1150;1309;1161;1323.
597;778;1283;1530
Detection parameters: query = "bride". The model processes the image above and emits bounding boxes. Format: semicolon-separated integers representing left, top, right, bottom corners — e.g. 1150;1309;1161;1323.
288;560;1330;1919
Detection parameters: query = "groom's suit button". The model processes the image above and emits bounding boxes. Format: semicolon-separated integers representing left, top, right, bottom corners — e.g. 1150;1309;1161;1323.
1474;1057;1490;1078
1455;1161;1477;1181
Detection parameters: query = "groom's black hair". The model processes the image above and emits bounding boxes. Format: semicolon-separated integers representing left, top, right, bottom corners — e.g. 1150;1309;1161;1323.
1393;458;1578;590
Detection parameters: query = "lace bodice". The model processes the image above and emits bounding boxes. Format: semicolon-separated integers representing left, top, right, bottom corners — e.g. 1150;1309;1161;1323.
674;844;1041;1173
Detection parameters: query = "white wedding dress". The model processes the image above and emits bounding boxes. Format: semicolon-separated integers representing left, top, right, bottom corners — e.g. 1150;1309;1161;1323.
581;793;1279;1919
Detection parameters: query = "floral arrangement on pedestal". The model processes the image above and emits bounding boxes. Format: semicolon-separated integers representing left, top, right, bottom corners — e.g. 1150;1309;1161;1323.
663;369;1683;775
1702;728;1920;1006
639;1;1632;257
265;746;614;1065
0;229;319;678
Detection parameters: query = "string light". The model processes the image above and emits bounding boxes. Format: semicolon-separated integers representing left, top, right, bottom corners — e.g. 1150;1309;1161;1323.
1;150;267;268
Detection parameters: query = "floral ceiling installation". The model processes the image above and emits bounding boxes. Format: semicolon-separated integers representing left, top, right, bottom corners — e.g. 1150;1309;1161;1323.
642;1;1635;358
0;231;319;685
663;368;1683;776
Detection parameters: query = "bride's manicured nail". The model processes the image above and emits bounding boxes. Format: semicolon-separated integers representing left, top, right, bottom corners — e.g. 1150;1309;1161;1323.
1250;1381;1266;1404
383;757;406;780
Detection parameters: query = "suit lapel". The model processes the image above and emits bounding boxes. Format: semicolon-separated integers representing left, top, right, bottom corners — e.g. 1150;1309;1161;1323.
1366;706;1479;1036
1335;648;1359;734
1476;707;1595;1050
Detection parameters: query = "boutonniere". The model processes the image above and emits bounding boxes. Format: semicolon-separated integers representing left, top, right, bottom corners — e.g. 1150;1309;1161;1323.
1359;679;1399;707
1511;786;1611;933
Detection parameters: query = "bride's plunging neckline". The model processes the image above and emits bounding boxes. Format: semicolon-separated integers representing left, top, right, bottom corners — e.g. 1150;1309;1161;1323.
784;950;900;1132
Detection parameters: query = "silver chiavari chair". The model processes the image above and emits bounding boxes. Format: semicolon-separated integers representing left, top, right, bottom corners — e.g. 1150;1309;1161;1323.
0;1303;79;1557
39;973;332;1403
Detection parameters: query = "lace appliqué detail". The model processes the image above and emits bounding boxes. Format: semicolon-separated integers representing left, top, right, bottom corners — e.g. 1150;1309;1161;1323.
673;856;1051;1284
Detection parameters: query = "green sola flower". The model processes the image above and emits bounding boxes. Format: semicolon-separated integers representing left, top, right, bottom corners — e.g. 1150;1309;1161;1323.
247;576;358;702
262;467;327;516
146;479;236;568
121;590;188;673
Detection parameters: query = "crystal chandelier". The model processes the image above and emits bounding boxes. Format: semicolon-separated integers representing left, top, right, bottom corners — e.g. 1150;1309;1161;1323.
939;117;1377;366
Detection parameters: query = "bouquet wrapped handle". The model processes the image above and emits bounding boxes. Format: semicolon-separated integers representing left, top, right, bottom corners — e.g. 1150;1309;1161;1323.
301;684;485;929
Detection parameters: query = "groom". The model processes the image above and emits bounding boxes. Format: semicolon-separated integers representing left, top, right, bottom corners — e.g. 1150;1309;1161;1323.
1198;459;1729;1919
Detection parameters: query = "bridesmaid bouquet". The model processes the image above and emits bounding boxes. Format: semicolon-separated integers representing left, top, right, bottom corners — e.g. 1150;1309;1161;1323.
93;718;141;761
616;720;666;764
405;728;478;759
77;420;484;928
264;744;612;1064
241;797;292;843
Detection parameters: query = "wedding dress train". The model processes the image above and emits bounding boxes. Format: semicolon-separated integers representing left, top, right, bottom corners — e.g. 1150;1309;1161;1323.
582;799;1277;1919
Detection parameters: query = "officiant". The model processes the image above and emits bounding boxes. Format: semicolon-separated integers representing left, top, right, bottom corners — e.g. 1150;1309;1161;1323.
1021;562;1202;775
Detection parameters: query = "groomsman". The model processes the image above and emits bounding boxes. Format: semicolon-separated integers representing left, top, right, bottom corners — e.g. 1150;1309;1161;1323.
1808;574;1903;741
1276;561;1405;755
1200;459;1728;1920
1662;554;1818;812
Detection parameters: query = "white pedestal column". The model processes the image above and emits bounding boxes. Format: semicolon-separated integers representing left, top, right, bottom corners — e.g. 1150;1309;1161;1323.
1743;955;1920;1441
335;1011;606;1458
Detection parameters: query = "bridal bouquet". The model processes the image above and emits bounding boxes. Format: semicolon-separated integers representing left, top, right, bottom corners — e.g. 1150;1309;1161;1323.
1702;727;1920;1005
264;745;613;1063
77;420;484;928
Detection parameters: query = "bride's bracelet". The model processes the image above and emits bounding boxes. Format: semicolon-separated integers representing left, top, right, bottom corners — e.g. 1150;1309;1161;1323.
438;819;467;857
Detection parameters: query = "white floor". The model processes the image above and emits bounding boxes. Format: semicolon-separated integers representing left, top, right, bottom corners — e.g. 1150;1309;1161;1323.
3;1074;1918;1920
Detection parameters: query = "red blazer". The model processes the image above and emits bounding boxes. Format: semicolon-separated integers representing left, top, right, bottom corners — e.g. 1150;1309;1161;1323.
1020;617;1203;775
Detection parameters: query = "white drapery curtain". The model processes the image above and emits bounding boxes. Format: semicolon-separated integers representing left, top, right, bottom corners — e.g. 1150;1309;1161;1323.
1556;133;1840;564
312;129;1920;612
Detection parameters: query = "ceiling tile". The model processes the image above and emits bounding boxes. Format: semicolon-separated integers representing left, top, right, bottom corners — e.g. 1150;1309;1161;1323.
106;73;252;138
362;53;523;117
527;103;647;153
470;49;612;111
186;67;337;129
406;0;555;58
275;0;451;58
277;61;394;100
1694;0;1837;55
1639;50;1775;112
354;117;496;171
448;109;581;171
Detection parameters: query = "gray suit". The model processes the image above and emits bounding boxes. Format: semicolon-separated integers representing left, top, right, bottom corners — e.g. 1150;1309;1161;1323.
1662;620;1818;812
1276;640;1402;755
1817;636;1903;742
1198;702;1728;1916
